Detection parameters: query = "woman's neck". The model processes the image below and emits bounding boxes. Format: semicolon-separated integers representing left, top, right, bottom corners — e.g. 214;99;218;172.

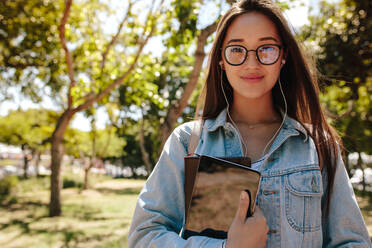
230;93;280;125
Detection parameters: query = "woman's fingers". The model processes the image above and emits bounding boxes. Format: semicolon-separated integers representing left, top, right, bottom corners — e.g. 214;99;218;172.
234;191;250;223
226;193;268;248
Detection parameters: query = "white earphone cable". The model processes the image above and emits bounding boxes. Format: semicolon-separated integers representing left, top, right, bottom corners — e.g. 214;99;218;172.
220;71;249;157
261;77;287;156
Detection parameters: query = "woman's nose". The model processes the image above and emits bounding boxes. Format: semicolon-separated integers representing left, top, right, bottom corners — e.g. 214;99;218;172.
243;51;260;68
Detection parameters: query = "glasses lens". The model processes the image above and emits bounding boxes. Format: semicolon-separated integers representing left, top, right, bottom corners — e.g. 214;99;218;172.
225;46;246;65
257;45;280;64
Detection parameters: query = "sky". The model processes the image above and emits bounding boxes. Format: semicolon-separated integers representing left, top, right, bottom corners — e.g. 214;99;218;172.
0;0;338;131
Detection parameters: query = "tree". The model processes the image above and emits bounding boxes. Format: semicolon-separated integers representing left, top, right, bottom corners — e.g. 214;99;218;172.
159;0;221;149
117;118;155;178
301;0;371;176
116;0;223;162
81;109;125;189
0;109;59;177
0;0;65;103
45;0;169;216
1;0;166;216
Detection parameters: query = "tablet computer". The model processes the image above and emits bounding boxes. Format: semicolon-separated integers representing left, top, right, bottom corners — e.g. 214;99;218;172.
184;155;261;238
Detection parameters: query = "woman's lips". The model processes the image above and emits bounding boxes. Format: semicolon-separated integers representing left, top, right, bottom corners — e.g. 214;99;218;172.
240;75;264;83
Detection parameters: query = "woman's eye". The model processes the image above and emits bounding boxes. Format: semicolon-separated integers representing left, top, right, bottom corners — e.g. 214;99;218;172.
231;47;244;53
260;46;275;52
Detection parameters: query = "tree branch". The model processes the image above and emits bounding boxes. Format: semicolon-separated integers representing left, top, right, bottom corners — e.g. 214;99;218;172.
160;20;218;148
58;0;75;109
100;1;133;72
73;0;164;113
166;21;217;120
74;34;149;113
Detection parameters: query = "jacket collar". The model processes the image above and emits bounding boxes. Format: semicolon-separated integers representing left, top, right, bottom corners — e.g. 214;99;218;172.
204;108;229;132
203;108;309;141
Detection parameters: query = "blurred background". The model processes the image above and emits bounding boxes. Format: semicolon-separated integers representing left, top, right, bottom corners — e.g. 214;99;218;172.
0;0;370;247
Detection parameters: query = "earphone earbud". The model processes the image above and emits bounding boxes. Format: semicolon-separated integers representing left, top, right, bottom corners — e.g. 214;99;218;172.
219;61;225;70
280;59;286;68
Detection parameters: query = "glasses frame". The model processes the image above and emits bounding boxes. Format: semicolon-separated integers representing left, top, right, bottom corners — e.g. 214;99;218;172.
223;44;283;66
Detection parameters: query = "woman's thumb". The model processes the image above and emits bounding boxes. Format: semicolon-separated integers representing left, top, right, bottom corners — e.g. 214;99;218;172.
235;191;250;222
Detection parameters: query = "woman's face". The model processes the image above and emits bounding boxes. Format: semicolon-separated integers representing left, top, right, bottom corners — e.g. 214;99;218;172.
221;12;284;102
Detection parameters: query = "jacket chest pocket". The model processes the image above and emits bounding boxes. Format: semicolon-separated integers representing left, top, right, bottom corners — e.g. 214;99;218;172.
284;169;323;232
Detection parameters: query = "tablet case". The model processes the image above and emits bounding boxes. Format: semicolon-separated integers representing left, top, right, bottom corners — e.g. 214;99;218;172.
184;155;260;239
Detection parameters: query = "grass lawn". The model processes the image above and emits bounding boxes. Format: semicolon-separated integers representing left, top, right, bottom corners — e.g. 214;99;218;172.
0;175;145;248
0;175;371;247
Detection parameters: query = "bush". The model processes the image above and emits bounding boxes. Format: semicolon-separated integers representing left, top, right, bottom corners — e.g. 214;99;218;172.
63;177;83;189
0;176;19;196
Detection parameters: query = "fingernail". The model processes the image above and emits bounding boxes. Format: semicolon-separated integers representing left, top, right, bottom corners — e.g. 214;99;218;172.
240;191;246;200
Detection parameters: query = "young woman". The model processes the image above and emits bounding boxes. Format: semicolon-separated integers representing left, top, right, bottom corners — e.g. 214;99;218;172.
129;0;370;247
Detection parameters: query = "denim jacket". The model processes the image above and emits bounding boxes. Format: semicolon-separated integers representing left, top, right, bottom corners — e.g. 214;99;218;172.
129;109;371;248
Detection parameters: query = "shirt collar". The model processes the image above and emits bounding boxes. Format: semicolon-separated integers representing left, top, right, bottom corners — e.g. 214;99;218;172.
204;108;309;141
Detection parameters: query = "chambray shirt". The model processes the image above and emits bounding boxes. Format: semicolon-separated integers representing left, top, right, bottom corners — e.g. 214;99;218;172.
128;109;371;248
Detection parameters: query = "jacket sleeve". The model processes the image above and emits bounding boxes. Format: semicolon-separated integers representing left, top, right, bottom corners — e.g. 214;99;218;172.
128;124;225;248
321;149;371;248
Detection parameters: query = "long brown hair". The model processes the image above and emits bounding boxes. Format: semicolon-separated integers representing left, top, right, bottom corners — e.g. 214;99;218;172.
198;0;341;216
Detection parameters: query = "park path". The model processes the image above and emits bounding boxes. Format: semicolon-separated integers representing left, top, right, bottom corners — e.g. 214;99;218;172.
94;179;145;190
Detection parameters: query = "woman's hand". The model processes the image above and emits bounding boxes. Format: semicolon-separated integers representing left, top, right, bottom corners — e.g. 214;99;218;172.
225;191;268;248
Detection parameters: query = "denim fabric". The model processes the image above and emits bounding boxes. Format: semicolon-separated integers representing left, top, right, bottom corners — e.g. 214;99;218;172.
128;109;371;248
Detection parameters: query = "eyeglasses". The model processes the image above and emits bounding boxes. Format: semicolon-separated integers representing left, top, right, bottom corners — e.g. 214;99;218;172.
224;44;282;66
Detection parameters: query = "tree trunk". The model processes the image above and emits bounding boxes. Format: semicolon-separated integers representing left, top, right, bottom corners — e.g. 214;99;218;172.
35;151;41;177
131;166;138;179
83;167;90;190
21;144;31;179
83;117;97;190
159;22;217;152
49;109;75;217
357;152;366;193
83;158;95;190
139;116;153;174
23;154;28;179
23;153;29;179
